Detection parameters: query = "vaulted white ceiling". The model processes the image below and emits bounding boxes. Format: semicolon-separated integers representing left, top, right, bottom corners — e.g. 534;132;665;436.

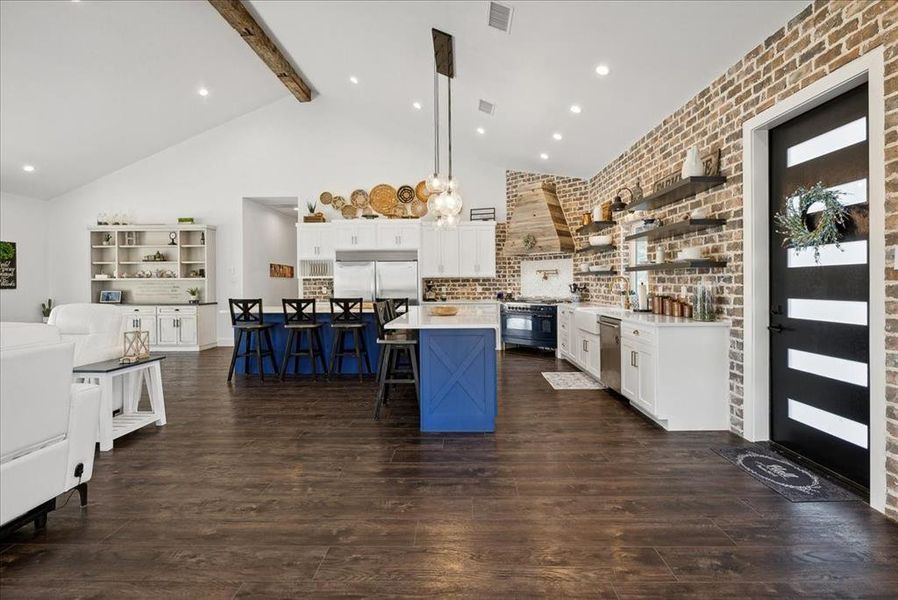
1;0;809;200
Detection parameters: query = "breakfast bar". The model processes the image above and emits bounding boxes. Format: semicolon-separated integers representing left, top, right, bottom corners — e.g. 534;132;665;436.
388;305;499;432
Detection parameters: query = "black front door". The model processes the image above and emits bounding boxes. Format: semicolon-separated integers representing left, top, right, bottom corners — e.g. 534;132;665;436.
768;83;870;491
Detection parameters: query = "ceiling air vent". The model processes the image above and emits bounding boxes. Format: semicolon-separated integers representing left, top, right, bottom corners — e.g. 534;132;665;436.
488;2;513;33
478;99;496;115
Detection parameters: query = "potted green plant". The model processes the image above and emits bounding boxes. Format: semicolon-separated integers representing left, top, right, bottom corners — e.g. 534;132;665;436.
40;298;53;323
774;182;849;263
186;287;201;304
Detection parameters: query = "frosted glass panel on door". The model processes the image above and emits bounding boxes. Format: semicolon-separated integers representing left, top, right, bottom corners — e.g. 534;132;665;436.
789;179;867;214
787;348;868;387
787;298;867;326
786;117;866;167
787;399;868;448
787;240;866;268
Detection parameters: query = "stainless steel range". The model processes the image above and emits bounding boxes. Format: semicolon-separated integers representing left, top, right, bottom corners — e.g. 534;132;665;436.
500;298;559;349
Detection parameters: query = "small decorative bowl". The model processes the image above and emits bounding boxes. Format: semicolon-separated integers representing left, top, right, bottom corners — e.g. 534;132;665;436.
589;234;612;246
430;306;459;316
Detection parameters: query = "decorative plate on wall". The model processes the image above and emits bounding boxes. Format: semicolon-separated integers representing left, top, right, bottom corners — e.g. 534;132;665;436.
350;189;370;208
397;185;416;204
370;184;398;215
319;192;333;205
415;180;430;202
341;205;359;219
332;195;347;209
410;198;428;217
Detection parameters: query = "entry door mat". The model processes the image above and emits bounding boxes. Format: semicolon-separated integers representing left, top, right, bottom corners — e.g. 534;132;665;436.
713;445;859;502
542;371;606;390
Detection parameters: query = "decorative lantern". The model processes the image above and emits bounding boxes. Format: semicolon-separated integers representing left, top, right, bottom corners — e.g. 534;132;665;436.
120;330;150;364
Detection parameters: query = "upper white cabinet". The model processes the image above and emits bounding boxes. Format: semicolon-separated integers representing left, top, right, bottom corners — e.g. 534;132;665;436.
376;222;420;250
457;223;496;278
421;222;495;278
298;223;335;260
420;224;460;277
334;222;377;249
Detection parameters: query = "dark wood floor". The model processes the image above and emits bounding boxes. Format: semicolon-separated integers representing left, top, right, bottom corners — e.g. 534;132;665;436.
1;348;896;599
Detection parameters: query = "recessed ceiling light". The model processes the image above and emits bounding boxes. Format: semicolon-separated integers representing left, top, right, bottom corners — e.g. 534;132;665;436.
540;153;549;160
476;127;485;135
349;76;359;84
412;101;422;110
22;164;35;172
569;105;582;114
595;64;610;76
293;207;299;211
552;132;563;141
197;87;209;97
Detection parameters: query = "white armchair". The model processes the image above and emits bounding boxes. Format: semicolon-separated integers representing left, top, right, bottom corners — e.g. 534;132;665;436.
48;303;124;410
0;323;100;534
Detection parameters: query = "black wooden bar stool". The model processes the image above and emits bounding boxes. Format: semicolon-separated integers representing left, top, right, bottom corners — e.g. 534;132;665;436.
373;300;419;420
279;299;327;380
227;298;278;382
328;297;371;381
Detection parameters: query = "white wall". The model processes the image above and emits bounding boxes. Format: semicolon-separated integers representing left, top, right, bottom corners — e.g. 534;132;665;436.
242;199;298;308
0;192;49;322
43;96;507;342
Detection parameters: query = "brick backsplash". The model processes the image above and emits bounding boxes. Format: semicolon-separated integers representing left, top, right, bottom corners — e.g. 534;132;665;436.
425;0;898;518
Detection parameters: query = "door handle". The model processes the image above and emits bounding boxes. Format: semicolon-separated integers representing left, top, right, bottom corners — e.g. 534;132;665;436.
768;324;784;333
634;351;638;368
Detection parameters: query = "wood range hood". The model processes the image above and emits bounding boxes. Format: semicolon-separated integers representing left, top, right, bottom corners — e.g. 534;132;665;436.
504;181;575;256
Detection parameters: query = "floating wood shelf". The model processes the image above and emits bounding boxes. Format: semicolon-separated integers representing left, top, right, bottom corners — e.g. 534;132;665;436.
625;219;727;242
626;176;726;213
627;260;727;272
576;221;615;235
575;269;617;276
577;244;615;254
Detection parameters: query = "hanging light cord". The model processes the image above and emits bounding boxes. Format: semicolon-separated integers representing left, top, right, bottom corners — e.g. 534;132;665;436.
447;76;453;181
433;65;440;177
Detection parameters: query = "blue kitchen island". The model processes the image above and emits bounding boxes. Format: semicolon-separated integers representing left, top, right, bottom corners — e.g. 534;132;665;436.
388;305;499;432
225;306;380;376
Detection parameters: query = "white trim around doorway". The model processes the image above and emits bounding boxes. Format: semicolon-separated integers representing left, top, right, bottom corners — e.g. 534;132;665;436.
742;46;887;513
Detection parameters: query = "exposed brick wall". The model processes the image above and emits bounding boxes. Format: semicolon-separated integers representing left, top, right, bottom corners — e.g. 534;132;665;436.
437;0;898;517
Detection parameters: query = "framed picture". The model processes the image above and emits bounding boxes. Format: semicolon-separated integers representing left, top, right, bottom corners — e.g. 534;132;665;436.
269;263;295;278
0;241;16;289
99;290;123;304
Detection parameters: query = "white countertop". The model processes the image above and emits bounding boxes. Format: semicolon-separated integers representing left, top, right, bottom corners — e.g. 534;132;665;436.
387;305;500;330
562;303;731;328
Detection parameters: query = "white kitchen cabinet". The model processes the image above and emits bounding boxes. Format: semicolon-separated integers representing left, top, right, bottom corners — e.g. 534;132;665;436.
636;344;655;413
297;223;335;260
119;304;216;351
122;306;157;345
420;224;460;277
334;222;377;249
557;305;574;360
376;222;420;249
576;331;600;379
620;338;640;403
458;223;496;278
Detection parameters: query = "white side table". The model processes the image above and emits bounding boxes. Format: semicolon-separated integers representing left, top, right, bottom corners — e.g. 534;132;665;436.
73;355;166;451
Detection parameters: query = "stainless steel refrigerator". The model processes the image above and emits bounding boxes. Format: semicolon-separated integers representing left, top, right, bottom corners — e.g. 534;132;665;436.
333;251;418;302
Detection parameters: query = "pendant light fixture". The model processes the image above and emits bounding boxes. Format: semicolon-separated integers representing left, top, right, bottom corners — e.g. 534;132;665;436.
425;29;462;228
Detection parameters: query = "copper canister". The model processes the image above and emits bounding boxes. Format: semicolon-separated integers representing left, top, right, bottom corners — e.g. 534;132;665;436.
652;296;662;314
662;297;672;316
672;300;683;317
581;212;592;226
683;304;693;319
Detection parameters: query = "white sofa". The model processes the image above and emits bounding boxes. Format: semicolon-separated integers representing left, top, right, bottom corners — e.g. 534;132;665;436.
0;323;100;532
48;303;124;410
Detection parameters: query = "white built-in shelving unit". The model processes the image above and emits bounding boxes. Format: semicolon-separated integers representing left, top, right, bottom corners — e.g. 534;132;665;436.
88;224;216;304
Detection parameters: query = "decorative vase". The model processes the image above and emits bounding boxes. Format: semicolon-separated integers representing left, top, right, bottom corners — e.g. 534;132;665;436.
592;206;602;221
681;146;704;179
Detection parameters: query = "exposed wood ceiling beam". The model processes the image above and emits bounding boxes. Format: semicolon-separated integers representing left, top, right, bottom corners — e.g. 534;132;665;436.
208;0;312;102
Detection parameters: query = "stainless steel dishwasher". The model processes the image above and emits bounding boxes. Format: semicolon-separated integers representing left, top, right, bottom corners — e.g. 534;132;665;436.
599;316;621;393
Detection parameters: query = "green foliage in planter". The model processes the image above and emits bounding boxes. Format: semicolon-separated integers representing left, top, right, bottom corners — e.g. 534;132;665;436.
41;298;53;318
306;201;317;214
773;182;848;263
0;241;15;261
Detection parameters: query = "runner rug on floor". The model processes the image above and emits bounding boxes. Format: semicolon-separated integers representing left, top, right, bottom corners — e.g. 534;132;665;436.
542;372;605;390
713;445;859;502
